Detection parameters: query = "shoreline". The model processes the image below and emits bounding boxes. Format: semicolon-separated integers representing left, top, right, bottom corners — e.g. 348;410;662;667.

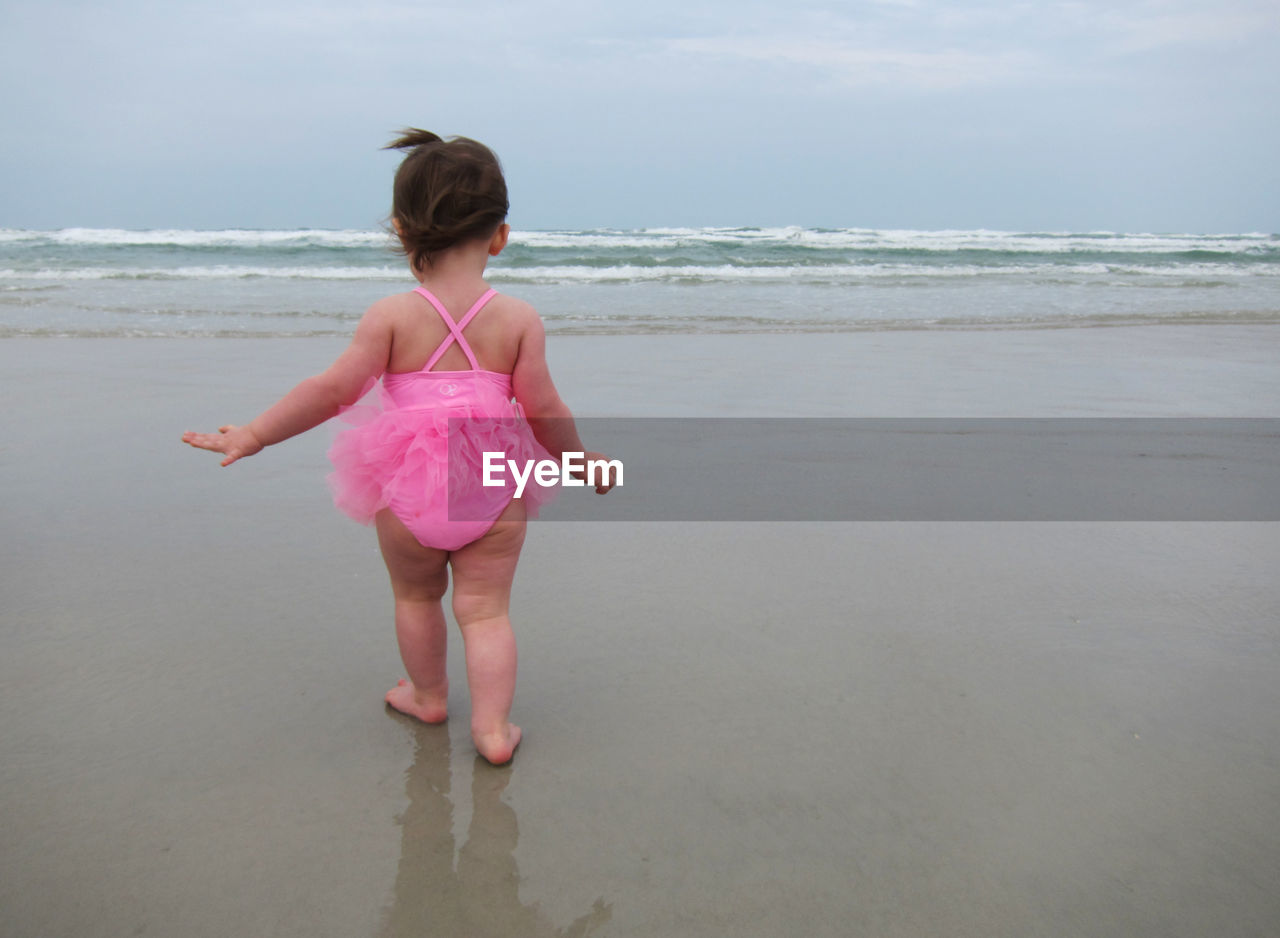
5;323;1275;418
6;314;1280;340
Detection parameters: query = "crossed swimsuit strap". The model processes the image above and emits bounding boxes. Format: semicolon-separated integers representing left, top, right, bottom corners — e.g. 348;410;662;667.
414;286;498;371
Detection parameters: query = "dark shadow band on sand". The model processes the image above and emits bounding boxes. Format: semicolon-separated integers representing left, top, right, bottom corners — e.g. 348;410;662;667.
446;418;1280;522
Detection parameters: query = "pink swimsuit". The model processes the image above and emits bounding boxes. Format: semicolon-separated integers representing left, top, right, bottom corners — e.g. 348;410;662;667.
327;286;556;550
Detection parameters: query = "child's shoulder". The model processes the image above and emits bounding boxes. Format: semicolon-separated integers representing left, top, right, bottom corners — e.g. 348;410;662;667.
484;290;545;337
355;288;443;336
364;289;424;320
489;290;539;319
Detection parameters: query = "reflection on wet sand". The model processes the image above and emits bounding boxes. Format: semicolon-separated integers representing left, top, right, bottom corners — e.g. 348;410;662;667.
381;720;612;938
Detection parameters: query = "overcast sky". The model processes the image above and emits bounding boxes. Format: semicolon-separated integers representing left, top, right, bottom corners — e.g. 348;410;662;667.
2;0;1277;232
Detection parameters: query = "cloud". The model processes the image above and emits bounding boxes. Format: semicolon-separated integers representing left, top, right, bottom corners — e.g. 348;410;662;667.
653;0;1279;94
664;35;1034;90
1091;4;1280;54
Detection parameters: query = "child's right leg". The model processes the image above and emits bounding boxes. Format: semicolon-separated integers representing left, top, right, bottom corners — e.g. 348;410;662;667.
448;498;527;765
376;509;451;724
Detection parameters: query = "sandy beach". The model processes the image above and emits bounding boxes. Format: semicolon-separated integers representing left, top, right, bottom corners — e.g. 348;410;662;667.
3;327;1279;937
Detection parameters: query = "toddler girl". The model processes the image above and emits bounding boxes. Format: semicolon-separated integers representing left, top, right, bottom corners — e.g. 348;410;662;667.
183;130;613;764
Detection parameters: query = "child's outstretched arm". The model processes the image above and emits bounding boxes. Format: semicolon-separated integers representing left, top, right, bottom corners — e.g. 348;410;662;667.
511;312;616;493
183;308;393;466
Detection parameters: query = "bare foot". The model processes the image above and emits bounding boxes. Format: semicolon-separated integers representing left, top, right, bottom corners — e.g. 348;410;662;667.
385;678;448;724
473;724;522;765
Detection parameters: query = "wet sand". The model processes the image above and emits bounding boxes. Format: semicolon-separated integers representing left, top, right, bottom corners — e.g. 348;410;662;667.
2;328;1279;937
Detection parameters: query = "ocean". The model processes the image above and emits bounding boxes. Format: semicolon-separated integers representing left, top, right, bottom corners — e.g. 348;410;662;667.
2;227;1278;337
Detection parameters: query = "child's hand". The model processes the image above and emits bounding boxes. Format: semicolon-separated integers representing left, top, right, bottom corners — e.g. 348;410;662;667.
181;425;264;467
582;451;618;494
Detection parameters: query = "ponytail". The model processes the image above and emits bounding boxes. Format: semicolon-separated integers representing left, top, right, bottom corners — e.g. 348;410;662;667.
384;128;443;151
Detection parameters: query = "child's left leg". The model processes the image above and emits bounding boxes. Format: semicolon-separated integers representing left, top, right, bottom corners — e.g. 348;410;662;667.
376;509;451;723
448;499;527;764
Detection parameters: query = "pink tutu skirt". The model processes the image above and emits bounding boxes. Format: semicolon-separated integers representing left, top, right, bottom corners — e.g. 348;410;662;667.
327;382;557;551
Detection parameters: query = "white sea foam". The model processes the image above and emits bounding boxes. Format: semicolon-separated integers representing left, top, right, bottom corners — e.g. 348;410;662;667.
2;259;1275;286
488;262;1279;284
3;226;1274;256
510;228;1278;255
0;265;404;281
7;228;392;248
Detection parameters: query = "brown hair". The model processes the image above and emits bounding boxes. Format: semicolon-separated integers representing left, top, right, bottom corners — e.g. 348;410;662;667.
384;129;509;271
